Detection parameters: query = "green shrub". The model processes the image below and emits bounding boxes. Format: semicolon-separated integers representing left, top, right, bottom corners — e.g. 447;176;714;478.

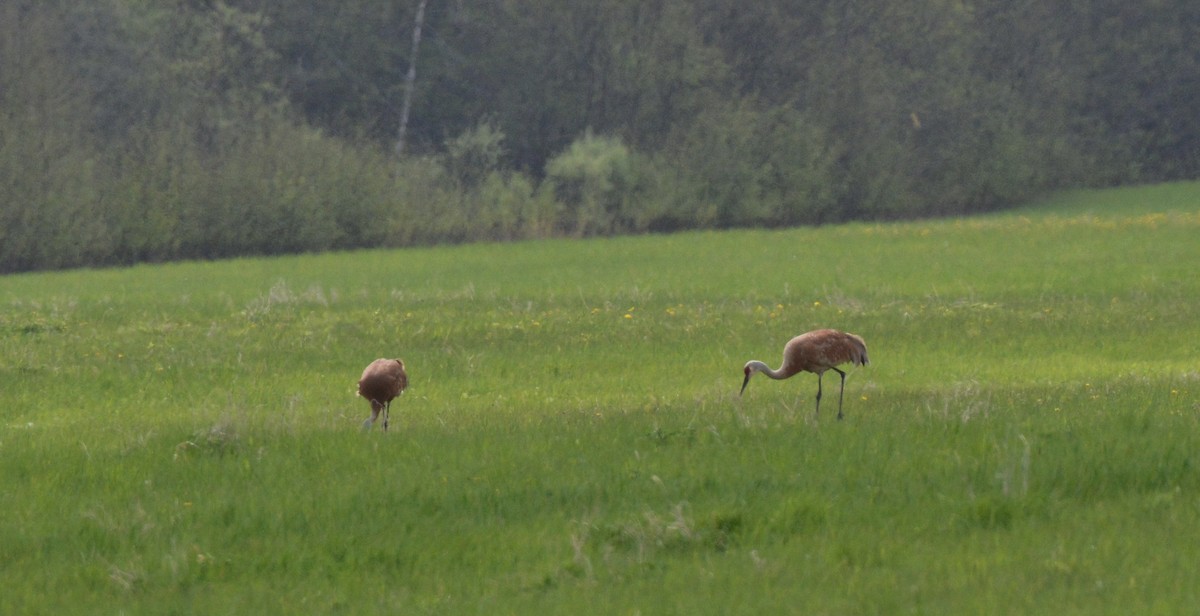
661;103;839;229
443;121;507;190
544;131;649;236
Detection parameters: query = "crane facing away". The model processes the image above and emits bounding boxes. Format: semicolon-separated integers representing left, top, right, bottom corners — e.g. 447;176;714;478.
740;329;869;420
357;358;408;431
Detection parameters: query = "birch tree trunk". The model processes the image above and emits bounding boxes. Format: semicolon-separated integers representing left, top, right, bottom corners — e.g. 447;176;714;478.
394;0;429;157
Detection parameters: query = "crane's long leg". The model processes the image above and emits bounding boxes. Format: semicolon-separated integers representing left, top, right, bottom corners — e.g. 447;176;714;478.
814;373;823;416
383;401;390;432
832;367;847;420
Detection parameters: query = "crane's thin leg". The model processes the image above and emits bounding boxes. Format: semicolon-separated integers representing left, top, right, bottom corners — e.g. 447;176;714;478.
383;402;390;432
814;373;823;416
832;367;847;420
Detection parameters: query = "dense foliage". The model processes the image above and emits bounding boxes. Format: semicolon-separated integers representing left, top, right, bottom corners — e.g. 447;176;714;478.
2;0;1198;272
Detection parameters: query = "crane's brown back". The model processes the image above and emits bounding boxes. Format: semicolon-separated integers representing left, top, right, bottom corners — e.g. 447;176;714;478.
357;358;408;407
782;329;869;375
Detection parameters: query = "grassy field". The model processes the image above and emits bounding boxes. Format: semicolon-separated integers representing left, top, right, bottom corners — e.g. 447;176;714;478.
2;181;1199;614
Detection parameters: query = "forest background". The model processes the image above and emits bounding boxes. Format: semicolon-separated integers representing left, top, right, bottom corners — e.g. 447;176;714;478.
2;0;1197;273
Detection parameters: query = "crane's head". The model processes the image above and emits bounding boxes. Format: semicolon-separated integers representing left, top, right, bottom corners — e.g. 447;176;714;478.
740;361;760;396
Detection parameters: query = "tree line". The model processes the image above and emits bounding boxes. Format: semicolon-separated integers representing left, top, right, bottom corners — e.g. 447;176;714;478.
2;0;1197;273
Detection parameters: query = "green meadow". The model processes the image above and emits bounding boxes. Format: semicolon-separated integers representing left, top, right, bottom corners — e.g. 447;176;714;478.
2;182;1199;614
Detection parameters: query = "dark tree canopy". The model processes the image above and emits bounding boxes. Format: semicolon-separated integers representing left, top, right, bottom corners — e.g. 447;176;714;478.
2;0;1197;272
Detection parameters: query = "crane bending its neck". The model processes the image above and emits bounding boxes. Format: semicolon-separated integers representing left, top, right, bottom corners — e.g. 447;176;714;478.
741;360;786;395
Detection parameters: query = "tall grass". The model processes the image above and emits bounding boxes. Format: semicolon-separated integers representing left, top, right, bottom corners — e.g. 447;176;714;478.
1;182;1199;613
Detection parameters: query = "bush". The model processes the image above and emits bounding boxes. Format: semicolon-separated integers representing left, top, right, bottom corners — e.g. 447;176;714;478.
443;121;507;190
544;131;650;236
660;103;839;229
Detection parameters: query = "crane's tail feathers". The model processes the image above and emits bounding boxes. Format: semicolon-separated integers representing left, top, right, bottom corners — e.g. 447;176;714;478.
846;334;869;366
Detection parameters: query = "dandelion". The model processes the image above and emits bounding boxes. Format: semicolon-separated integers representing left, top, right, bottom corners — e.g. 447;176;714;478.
624;313;633;320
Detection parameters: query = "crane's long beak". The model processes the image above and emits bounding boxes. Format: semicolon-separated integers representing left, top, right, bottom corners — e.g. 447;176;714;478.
740;373;750;396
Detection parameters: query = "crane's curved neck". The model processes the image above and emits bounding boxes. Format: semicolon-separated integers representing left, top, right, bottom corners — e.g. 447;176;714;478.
749;360;788;380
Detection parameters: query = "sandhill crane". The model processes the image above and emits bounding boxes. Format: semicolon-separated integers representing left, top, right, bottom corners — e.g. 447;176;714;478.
740;329;869;420
357;358;408;431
